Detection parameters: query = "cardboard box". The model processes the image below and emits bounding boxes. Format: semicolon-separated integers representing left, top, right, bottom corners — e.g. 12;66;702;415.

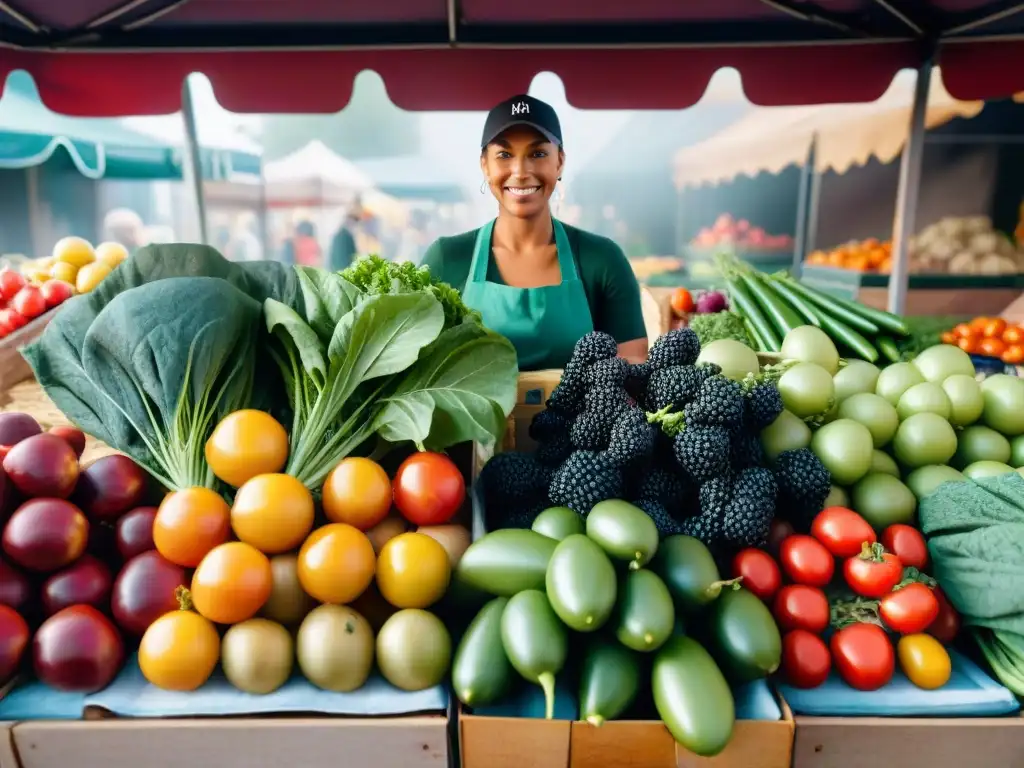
792;713;1024;768
0;723;16;768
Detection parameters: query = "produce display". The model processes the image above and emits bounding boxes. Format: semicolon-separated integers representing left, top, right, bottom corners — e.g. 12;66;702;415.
0;238;127;340
939;315;1024;365
691;214;794;252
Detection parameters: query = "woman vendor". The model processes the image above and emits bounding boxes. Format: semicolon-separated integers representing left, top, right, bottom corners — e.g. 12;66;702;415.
422;95;648;370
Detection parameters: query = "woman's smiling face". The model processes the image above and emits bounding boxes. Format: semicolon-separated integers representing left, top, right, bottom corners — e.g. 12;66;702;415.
481;126;564;220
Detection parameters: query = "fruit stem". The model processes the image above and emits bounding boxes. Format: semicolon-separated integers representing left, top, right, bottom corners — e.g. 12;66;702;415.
175;586;194;612
706;576;743;599
858;541;886;563
629;557;642;571
586;715;605;728
538;672;556;721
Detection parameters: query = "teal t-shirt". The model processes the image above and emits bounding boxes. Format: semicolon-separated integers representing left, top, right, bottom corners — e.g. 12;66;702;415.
421;222;647;345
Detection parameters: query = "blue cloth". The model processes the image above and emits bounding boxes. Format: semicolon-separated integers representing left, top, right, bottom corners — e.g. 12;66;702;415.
0;680;86;720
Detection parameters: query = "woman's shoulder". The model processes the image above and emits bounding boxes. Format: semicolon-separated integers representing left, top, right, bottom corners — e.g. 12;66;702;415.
426;228;480;258
561;223;627;259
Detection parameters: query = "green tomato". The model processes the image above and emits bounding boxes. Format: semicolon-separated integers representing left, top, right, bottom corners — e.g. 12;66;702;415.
892;412;957;469
897;382;952;422
963;460;1016;480
778;363;835;419
837;393;899;448
810;419;874;486
981;374;1024;437
760;410;812;463
833;360;881;404
1010;435;1024;469
781;326;840;375
697;339;760;382
953;425;1011;469
912;344;976;383
823;484;850;509
905;465;966;500
850;473;917;531
876;362;925;407
942;374;984;427
870;450;900;478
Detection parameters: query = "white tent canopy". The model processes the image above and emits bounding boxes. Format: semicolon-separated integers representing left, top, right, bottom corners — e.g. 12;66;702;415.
263;140;374;207
673;77;984;189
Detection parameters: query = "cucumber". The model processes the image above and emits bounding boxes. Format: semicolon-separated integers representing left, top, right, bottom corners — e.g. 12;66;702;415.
708;587;782;682
532;506;585;541
651;535;737;614
500;590;568;720
456;529;557;596
545;534;617;632
452;597;511;707
585;499;660;569
652;636;735;758
579;638;641;726
615;569;675;652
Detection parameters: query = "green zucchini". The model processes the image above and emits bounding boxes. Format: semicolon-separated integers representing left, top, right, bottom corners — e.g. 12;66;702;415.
456;529;557;597
826;292;910;336
779;278;880;335
708;587;782;682
579;638;641;726
615;569;676;652
651;535;737;614
764;276;823;327
500;590;568;719
739;272;802;337
876;336;902;363
546;534;618;632
452;597;511;707
742;315;768;352
726;276;781;351
652;636;735;757
585;499;660;569
531;506;585;541
769;277;879;362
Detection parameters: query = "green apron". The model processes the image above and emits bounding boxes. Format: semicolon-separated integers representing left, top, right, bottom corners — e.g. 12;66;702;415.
463;218;595;371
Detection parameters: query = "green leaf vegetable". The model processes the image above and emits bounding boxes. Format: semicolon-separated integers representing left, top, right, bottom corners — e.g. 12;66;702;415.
268;263;518;489
22;244;301;490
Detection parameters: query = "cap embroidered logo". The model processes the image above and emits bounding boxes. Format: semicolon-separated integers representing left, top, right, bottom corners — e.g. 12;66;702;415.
511;101;530;116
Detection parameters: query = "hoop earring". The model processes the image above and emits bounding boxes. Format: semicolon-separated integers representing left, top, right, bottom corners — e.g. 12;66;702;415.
479;179;488;195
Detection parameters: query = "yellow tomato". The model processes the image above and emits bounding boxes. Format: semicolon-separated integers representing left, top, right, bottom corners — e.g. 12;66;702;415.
49;262;78;284
76;261;112;294
191;542;273;625
376;532;450;609
95;241;130;269
154;487;231;567
297;523;375;605
231;473;314;554
53;236;95;268
205;410;289;488
897;634;952;690
322;457;392;530
139;606;220;691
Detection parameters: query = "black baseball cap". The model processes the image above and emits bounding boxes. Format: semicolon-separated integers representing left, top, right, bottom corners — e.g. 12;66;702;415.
481;94;563;149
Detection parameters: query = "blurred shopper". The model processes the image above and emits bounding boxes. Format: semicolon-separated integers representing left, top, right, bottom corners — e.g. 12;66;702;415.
328;207;361;272
103;208;146;252
281;220;321;267
227;212;263;262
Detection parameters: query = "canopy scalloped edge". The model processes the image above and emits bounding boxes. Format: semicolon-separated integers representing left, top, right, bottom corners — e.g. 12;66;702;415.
0;132;105;178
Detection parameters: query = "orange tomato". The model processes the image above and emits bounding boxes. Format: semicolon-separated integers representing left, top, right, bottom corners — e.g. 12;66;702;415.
970;316;992;332
191;542;272;624
376;532;451;609
322;458;392;531
205;410;289;488
153;488;231;567
953;323;975;339
979;337;1007;358
1003;326;1024;345
297;523;375;604
139;598;220;691
1003;344;1024;365
958;337;979;354
940;332;957;345
878;258;892;273
983;318;1007;339
846;256;869;272
231;473;314;554
669;287;695;316
807;251;828;265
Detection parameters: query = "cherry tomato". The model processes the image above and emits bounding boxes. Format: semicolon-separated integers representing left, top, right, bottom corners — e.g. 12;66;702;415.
0;269;26;302
153;487;231;567
766;518;794;559
297;523;376;605
879;583;939;635
898;634;951;690
230;474;315;554
322;457;392;531
842;542;903;598
926;587;961;645
0;308;25;335
781;629;831;689
830;623;894;691
811;506;877;558
880;524;928;570
392;452;465;526
1003;345;1024;365
958;336;978;354
139;603;220;691
979;337;1006;358
11;286;45;319
1002;326;1024;345
952;323;974;338
205;410;289;488
730;548;782;602
940;331;956;345
191;542;272;625
772;584;830;634
670;287;695;316
779;535;834;587
983;318;1007;339
39;279;73;309
969;316;992;333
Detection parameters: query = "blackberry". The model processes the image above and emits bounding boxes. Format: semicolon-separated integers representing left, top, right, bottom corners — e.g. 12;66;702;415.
686;376;745;428
773;448;831;531
722;467;777;547
636;465;691;512
645;364;715;412
569;332;618;368
633;498;684;537
730;432;766;470
745;382;784;431
499;500;550;531
549;450;624;515
681;474;733;545
570;387;631;450
625;362;652;401
529;409;569;443
607;406;657;466
673;426;730;485
547;376;586;416
478;452;552;527
648;329;701;370
536;432;573;467
585;356;630;389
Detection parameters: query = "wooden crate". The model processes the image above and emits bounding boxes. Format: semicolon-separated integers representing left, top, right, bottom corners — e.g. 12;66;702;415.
0;312;54;394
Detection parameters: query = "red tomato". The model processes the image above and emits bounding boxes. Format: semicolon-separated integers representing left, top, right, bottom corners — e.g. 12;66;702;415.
830;623;895;691
811;506;877;558
39;279;74;309
843;542;903;598
0;270;26;302
779;535;834;587
880;524;928;570
772;584;830;634
731;548;782;602
670;288;695;317
926;587;961;645
0;308;25;335
781;629;831;689
766;518;795;558
879;583;940;635
11;286;45;319
392;452;465;526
